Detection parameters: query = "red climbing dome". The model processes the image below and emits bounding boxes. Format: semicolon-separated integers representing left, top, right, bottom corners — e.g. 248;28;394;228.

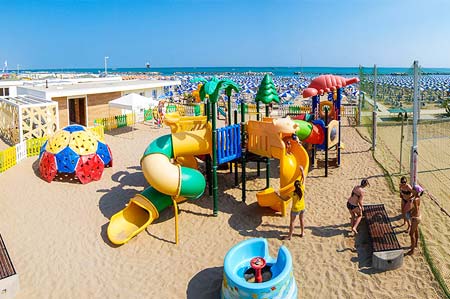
39;152;58;183
75;154;105;184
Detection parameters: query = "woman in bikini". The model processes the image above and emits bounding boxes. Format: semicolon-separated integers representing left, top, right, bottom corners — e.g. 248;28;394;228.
399;176;414;230
407;186;422;255
347;179;369;235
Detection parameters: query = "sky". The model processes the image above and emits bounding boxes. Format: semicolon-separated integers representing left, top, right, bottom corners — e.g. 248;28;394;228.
1;0;450;69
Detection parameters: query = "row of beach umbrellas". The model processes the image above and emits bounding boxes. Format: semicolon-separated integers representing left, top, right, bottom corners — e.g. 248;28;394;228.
169;73;450;103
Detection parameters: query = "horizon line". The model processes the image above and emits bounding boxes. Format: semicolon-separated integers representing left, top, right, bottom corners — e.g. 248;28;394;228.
16;65;450;70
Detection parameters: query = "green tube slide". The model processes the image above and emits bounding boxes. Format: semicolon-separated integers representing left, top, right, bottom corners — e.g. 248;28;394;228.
107;132;207;245
141;134;206;202
140;186;173;213
142;134;173;159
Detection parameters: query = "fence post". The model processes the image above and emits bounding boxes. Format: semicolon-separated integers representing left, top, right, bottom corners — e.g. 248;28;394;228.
372;64;378;151
410;60;420;186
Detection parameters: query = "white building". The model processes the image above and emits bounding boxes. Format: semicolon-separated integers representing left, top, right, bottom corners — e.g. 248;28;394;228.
15;78;180;128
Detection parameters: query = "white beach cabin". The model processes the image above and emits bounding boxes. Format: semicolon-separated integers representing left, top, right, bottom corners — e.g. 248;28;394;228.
108;93;159;122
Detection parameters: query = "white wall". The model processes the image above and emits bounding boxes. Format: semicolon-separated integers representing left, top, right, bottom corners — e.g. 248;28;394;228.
5;86;17;96
16;87;47;99
122;88;163;99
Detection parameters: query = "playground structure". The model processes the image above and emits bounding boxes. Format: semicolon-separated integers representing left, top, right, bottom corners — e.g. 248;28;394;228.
38;125;112;184
106;76;309;244
222;238;297;299
106;74;360;245
107;113;210;245
302;75;359;172
249;117;309;216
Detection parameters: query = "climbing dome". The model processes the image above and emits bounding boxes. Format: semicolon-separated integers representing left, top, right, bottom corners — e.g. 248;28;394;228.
38;125;112;184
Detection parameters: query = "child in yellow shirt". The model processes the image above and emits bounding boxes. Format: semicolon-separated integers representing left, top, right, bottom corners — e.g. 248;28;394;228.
283;166;306;240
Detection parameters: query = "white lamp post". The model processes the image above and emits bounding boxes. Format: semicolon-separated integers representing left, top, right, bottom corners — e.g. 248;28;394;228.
104;56;109;75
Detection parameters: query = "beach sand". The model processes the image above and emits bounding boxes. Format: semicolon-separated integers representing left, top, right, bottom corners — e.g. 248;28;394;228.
0;122;444;299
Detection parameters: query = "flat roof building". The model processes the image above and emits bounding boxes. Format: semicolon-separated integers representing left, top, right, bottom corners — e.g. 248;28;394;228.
17;78;180;128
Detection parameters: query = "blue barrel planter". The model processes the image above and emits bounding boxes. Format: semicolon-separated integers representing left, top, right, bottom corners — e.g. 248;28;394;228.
222;238;297;299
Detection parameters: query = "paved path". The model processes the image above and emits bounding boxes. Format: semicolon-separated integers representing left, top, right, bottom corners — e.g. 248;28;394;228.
361;96;446;119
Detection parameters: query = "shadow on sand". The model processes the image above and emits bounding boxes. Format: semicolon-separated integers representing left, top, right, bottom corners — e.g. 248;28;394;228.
186;267;223;299
188;181;286;240
97;167;148;245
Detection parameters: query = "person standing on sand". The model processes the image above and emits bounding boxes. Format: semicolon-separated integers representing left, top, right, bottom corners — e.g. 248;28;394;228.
407;185;422;255
399;176;414;230
346;179;369;235
282;166;306;240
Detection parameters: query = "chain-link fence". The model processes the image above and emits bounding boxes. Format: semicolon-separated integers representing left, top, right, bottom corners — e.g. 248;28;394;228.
357;63;450;298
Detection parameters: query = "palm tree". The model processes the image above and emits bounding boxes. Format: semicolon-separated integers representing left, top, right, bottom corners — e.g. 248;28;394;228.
192;76;239;104
254;74;280;188
191;77;240;215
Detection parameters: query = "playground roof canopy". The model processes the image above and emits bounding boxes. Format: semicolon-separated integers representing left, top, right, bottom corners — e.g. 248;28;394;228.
0;95;54;107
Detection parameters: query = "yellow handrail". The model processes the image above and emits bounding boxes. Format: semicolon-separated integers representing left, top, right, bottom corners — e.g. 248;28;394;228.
172;198;179;245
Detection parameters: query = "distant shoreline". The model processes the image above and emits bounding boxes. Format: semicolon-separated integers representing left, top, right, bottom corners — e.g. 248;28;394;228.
6;66;450;77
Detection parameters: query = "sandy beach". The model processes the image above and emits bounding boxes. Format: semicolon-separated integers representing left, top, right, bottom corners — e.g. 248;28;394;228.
0;121;444;299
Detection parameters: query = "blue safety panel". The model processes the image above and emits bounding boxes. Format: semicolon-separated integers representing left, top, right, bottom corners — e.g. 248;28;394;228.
63;125;85;133
217;124;242;164
313;119;327;151
96;141;112;165
55;147;80;173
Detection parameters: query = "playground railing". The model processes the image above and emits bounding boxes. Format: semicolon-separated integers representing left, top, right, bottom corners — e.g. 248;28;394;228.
163;104;203;116
143;109;154;121
229;103;266;120
277;105;311;117
0;146;17;173
341;104;359;124
94;112;136;131
341;104;358;116
230;103;259;114
88;126;105;141
217;124;242;164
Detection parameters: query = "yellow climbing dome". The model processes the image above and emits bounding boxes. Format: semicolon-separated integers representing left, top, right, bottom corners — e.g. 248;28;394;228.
68;130;98;155
46;130;71;154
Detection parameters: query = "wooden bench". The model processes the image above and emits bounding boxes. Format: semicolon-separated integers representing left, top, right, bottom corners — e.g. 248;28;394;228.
363;204;403;271
0;234;19;299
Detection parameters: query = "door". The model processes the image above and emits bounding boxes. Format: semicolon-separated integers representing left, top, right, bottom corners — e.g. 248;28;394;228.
68;97;86;126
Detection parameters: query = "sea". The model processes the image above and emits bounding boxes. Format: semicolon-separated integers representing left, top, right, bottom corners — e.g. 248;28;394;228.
23;66;450;77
